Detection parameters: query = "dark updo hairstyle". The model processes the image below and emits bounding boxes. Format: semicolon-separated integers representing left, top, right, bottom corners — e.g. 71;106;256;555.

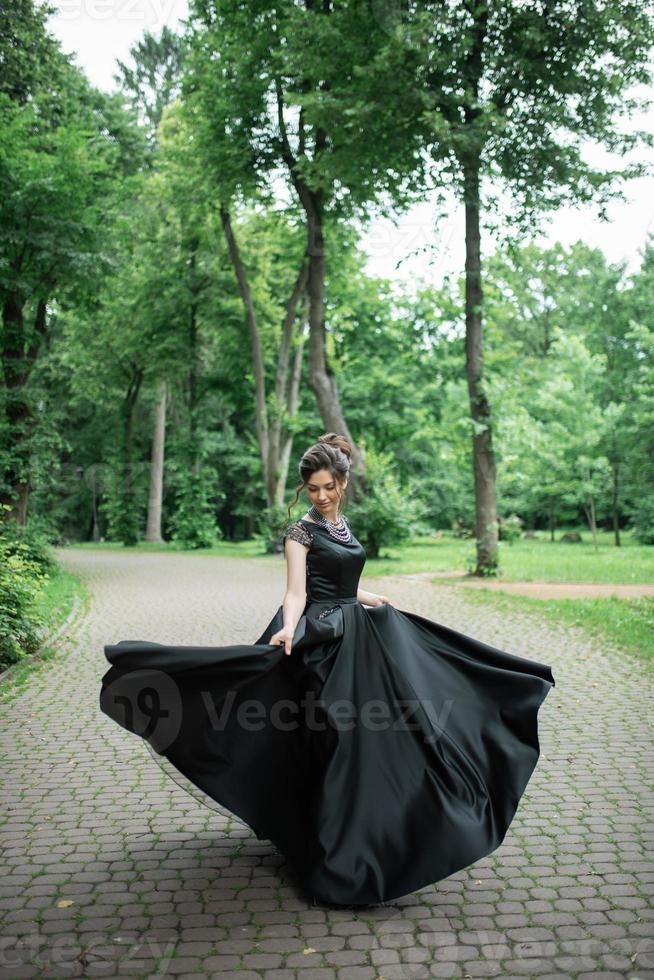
287;432;352;520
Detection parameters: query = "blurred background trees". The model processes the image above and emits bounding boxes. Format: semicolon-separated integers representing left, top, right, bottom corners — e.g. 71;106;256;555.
1;0;653;566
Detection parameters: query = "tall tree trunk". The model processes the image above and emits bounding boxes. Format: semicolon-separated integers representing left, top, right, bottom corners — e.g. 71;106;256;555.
276;315;309;504
304;197;365;490
274;74;365;496
463;161;499;574
90;466;100;542
582;469;598;551
220;204;309;508
188;240;201;478
611;459;621;547
543;310;552;357
121;368;143;545
145;375;167;542
448;0;497;574
269;264;309;506
220;206;269;474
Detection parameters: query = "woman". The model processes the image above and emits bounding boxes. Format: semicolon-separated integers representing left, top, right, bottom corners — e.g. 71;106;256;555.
100;432;555;907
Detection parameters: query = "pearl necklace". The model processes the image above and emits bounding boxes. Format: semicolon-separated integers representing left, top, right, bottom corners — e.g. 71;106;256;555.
308;504;352;542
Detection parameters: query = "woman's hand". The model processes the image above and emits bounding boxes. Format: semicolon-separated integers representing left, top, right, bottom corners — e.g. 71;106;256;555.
357;588;392;608
269;625;295;656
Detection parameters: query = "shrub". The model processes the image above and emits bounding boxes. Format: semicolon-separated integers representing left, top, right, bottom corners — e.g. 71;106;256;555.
258;504;289;554
168;468;223;549
0;512;57;574
0;512;50;671
499;513;523;543
345;445;421;559
630;497;654;545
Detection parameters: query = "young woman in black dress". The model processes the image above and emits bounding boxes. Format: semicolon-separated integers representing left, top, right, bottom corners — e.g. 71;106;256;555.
101;431;555;906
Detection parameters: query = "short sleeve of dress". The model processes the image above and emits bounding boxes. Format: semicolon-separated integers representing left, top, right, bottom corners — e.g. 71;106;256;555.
283;521;313;549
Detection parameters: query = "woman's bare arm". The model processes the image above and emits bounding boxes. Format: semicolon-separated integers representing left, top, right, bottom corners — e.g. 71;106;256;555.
269;537;309;655
282;538;308;630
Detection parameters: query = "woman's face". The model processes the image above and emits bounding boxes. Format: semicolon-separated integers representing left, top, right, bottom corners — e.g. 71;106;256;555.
306;468;347;515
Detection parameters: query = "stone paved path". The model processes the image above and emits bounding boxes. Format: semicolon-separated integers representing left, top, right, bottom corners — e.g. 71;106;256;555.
0;548;652;980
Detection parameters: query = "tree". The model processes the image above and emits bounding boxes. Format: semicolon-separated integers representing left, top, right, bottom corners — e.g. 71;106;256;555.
114;25;186;154
113;27;187;541
157;97;311;530
621;239;654;542
0;0;62;104
184;0;430;495
0;72;142;522
346;0;654;571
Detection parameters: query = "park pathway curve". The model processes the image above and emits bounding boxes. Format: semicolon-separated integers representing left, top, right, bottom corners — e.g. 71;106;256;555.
0;547;652;980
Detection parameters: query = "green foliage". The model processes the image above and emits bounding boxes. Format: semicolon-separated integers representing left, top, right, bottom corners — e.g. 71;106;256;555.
113;25;186;151
183;0;426;219
464;548;500;578
0;508;50;670
10;215;654;554
380;0;653;230
167;466;222;550
2;0;652;564
257;504;289;555
620;307;654;542
499;514;523;544
346;445;421;559
97;458;145;547
0;0;64;105
631;498;654;546
0;511;58;574
486;240;654;543
0;4;146;525
452;520;473;540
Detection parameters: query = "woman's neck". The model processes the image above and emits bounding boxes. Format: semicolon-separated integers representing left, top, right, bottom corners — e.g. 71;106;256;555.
308;505;340;524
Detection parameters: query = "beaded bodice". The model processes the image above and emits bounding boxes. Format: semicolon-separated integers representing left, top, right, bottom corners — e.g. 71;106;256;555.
282;517;366;602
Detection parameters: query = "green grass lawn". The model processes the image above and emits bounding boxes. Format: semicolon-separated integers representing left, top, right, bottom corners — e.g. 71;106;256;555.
343;527;652;666
69;526;654;583
70;537;265;558
359;527;653;666
38;565;87;632
459;588;654;665
358;528;654;584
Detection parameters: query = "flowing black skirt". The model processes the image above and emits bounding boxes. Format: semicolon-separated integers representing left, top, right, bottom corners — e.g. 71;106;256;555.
100;598;555;906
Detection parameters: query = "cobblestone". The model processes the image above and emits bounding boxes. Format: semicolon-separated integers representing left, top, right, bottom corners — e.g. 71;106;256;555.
0;548;651;978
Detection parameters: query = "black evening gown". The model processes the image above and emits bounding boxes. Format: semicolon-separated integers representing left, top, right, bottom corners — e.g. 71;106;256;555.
100;517;555;907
